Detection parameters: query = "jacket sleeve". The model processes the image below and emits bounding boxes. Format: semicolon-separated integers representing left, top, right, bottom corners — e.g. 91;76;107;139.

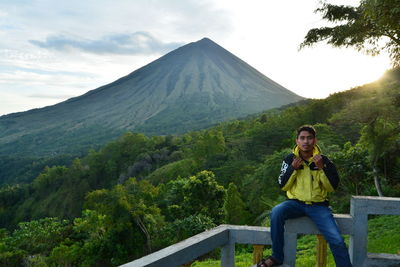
321;155;340;190
278;153;296;189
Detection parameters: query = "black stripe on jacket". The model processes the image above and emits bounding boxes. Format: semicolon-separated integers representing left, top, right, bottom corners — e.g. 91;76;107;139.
278;153;295;188
321;155;340;189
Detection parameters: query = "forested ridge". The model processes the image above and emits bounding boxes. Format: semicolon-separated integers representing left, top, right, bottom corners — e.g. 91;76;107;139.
0;68;399;266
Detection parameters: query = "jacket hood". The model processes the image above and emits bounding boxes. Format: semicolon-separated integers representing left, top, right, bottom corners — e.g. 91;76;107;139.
293;144;322;158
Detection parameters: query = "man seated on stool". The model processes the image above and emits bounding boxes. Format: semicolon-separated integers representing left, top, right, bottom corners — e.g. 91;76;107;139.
258;125;352;267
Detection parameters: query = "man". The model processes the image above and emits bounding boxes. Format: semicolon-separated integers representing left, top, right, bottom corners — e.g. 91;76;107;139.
258;125;352;267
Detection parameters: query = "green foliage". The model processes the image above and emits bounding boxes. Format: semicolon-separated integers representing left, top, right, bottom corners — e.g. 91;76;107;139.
301;0;400;67
0;132;184;229
207;159;256;188
223;183;250;225
0;154;74;186
9;218;70;255
48;242;82;267
0;249;25;267
243;149;291;218
45;178;166;266
32;166;68;195
161;171;226;225
160;214;216;245
184;171;226;222
313;123;345;149
86;132;153;187
84;178;164;255
146;158;198;184
359;118;400;165
331;142;373;196
9;162;91;226
192;130;226;161
0;218;70;266
245;115;293;160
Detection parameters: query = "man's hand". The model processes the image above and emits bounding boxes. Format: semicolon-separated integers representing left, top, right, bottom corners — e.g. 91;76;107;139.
313;154;324;169
292;157;303;169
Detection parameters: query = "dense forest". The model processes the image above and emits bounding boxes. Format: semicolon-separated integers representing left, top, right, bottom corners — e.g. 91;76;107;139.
0;68;399;266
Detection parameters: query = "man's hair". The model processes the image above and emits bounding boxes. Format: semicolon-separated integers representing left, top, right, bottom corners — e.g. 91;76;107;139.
296;125;316;138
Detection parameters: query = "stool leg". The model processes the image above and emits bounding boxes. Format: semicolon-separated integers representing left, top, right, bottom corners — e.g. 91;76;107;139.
316;234;327;267
253;244;264;264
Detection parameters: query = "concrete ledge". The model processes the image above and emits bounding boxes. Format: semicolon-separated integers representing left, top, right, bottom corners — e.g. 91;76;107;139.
121;225;229;267
352;196;400;215
224;225;272;245
286;214;353;235
365;253;400;267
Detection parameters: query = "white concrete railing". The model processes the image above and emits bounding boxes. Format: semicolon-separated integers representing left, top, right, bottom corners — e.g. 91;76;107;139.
121;196;400;267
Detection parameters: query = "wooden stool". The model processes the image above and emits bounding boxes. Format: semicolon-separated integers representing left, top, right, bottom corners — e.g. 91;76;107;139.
316;234;327;267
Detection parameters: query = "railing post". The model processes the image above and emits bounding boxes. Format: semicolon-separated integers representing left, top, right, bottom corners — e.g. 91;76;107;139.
349;197;368;267
252;245;264;264
315;234;327;267
221;241;235;267
283;232;297;267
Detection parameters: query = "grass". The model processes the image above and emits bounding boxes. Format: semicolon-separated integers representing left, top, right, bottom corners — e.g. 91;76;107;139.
192;215;400;267
368;215;400;254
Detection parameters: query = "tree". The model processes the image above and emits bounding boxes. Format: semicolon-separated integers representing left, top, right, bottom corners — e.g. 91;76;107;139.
243;148;291;218
301;0;400;67
32;166;68;194
192;130;226;161
359;118;400;196
0;217;71;266
162;171;226;224
328;81;400;196
223;183;250;225
84;179;164;256
331;142;373;196
10;217;70;255
182;171;226;224
159;215;215;245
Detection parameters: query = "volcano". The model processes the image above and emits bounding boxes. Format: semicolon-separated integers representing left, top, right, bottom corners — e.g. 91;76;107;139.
0;37;303;156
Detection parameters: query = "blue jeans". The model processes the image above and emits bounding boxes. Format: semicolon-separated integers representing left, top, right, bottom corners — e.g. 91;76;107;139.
270;200;352;267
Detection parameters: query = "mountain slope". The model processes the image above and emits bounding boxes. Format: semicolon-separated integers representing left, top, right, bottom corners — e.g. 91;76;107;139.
0;38;303;156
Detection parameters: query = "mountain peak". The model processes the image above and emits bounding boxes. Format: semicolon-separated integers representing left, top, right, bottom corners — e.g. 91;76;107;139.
179;37;219;52
198;37;214;43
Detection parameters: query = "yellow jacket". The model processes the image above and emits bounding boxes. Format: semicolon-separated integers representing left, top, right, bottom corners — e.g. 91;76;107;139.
278;145;339;204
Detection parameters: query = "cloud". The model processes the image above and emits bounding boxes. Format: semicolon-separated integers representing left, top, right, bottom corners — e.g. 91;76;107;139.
28;93;76;99
29;31;185;55
0;91;65;116
0;63;93;78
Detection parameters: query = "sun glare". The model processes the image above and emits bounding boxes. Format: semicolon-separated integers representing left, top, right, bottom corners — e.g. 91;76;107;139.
344;51;391;88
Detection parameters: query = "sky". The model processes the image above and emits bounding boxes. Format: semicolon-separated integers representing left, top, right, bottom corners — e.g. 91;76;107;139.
0;0;391;116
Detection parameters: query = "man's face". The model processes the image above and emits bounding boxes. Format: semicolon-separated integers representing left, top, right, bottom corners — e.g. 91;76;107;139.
296;130;316;153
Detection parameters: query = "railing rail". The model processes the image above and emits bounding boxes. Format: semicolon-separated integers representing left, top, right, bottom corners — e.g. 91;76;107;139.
121;196;400;267
350;196;400;266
